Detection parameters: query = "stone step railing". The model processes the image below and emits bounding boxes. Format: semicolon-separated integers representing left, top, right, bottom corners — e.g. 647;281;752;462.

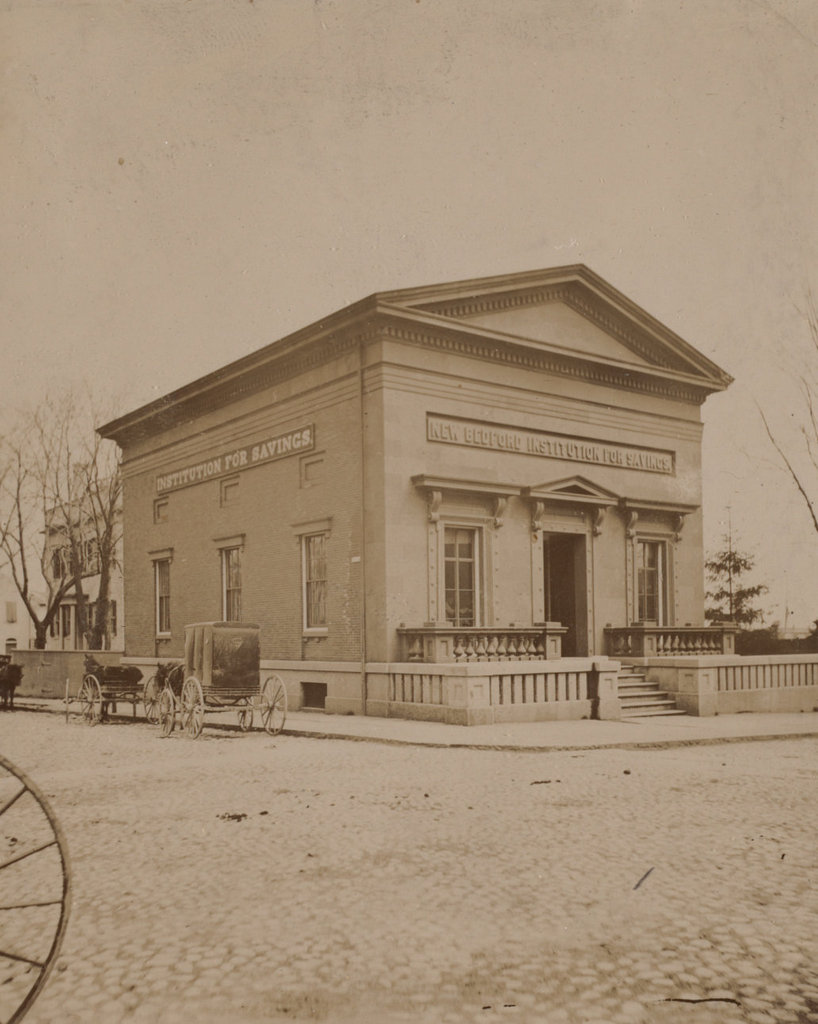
396;624;568;664
604;623;738;659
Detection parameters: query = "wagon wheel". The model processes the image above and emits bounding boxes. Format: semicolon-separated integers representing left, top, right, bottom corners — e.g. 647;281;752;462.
78;675;103;726
0;752;71;1024
143;675;161;724
237;697;254;732
158;688;176;738
181;677;205;739
259;675;287;735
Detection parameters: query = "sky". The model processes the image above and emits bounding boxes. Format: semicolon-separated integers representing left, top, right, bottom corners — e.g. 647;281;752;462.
3;0;818;626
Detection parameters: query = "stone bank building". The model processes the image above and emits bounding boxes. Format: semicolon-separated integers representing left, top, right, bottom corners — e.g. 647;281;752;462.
100;266;740;725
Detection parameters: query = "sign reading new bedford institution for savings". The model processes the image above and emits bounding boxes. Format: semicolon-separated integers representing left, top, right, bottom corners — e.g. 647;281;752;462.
427;415;674;474
155;425;314;494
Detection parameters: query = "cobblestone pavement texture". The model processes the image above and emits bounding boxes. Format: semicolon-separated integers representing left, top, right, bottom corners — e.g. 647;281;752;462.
0;711;817;1024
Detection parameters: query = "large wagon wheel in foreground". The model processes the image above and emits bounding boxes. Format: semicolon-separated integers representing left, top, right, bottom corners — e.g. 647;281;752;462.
0;754;71;1024
259;675;287;735
180;677;205;739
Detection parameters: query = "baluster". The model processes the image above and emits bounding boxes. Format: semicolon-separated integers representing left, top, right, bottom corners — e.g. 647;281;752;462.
472;630;487;663
486;635;499;660
496;634;508;660
464;636;476;661
507;636;519;660
453;635;466;662
407;635;423;662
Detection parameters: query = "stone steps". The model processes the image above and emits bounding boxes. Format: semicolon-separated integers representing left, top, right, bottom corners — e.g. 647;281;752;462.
617;666;686;719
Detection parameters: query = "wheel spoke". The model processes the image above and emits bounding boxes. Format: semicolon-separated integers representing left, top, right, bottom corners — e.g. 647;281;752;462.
0;838;58;873
0;948;46;967
0;786;26;819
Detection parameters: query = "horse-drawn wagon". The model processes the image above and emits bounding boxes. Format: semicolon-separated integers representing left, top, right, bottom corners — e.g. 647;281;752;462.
157;622;287;738
77;657;144;724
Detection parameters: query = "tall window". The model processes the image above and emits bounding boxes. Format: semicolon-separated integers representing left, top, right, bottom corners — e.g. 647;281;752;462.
302;533;328;630
444;527;479;627
155;559;171;635
637;540;667;624
221;547;242;621
60;605;72;645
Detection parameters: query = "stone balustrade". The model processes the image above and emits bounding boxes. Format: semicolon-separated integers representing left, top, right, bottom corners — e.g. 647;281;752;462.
640;653;818;716
604;623;738;659
374;656;622;725
396;624;568;664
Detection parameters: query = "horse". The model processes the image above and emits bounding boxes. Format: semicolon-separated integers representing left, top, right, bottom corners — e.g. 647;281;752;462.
0;661;22;710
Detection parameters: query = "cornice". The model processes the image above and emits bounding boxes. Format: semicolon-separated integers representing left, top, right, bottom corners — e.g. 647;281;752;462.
101;264;730;448
378;318;714;406
105;332;366;446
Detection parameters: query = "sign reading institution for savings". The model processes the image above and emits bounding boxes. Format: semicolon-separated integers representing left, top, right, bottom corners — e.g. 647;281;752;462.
156;425;314;493
427;415;674;474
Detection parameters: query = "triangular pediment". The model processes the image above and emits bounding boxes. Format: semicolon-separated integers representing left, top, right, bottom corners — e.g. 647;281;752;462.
526;476;620;505
377;265;732;389
466;302;657;367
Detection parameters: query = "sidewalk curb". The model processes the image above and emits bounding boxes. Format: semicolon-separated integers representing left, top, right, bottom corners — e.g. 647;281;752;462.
12;698;818;755
280;726;818;754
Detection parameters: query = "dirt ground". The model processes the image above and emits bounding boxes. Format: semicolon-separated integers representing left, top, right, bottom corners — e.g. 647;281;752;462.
1;708;817;1024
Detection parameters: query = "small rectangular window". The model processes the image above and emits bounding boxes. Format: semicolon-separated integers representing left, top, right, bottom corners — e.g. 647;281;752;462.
302;533;328;630
221;547;242;621
155;559;171;635
154;499;169;524
60;605;72;642
110;600;118;636
300;454;324;488
5;602;16;624
301;682;327;709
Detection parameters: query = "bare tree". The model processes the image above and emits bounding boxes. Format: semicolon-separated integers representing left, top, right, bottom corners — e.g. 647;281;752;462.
0;389;122;650
760;289;818;534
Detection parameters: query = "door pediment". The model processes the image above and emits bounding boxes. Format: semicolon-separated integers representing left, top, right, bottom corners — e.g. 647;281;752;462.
526;476;620;505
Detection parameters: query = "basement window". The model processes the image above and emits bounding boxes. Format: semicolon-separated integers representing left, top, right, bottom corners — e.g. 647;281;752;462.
301;682;327;710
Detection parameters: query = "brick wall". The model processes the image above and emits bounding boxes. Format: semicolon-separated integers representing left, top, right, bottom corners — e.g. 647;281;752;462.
121;365;365;665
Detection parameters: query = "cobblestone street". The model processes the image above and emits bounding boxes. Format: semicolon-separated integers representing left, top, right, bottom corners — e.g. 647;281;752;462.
1;711;817;1024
